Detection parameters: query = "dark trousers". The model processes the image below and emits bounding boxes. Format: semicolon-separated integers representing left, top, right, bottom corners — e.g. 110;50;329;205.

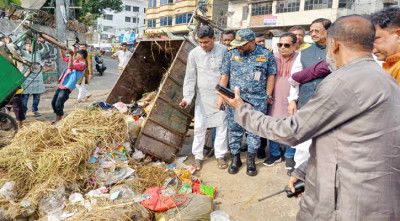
11;94;26;121
21;94;40;114
51;89;70;116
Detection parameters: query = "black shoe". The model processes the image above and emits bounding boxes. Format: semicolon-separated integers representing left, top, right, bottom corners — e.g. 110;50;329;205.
228;154;242;174
246;153;257;176
263;155;282;167
285;157;296;175
257;147;266;159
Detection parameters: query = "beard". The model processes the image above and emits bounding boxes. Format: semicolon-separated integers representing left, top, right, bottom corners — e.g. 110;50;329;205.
326;53;338;72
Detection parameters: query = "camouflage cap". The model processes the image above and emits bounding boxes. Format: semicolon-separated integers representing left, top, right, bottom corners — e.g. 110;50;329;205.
230;28;256;48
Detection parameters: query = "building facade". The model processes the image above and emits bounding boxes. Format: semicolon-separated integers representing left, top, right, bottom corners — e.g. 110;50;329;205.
145;0;229;36
95;0;146;44
227;0;396;31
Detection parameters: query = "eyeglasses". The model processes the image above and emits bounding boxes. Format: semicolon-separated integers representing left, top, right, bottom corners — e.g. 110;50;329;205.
277;43;292;48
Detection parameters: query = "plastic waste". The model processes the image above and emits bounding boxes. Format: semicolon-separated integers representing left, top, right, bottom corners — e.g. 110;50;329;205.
69;193;84;205
132;149;145;160
86;187;109;199
113;102;128;113
0;181;16;201
210;210;231;221
38;186;66;217
110;184;137;201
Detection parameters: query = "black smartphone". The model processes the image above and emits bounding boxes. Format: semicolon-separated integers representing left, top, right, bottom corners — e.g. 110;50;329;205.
215;84;252;105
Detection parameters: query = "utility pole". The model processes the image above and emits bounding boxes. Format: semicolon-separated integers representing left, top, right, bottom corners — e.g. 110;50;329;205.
55;0;67;74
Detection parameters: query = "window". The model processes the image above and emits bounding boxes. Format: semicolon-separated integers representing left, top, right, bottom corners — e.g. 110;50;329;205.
242;6;249;20
132;6;139;12
103;26;113;32
160;0;173;5
160;16;172;26
276;0;300;13
148;0;156;8
125;5;131;11
144;19;146;24
125;17;131;22
304;0;332;10
147;19;156;28
103;14;113;20
175;13;192;25
338;0;354;8
100;34;108;40
132;17;138;23
144;8;146;13
251;2;273;16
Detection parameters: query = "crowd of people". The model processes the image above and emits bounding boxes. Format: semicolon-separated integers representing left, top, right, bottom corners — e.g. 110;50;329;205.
181;7;400;220
0;33;132;126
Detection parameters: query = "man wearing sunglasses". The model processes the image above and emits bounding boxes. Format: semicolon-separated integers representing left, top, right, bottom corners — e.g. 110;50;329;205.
219;29;276;176
264;33;300;175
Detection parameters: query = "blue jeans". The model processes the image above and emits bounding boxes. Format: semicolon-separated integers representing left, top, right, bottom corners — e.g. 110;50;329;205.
269;140;295;159
51;89;70;116
21;94;41;114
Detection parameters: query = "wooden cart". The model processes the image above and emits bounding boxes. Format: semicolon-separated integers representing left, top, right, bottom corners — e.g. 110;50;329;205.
107;39;196;163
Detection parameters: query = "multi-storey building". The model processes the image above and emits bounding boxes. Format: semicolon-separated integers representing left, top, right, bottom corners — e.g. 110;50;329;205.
227;0;397;32
145;0;229;36
95;0;146;44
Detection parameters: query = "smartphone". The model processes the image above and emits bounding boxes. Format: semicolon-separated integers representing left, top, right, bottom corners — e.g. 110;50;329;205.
215;84;252;105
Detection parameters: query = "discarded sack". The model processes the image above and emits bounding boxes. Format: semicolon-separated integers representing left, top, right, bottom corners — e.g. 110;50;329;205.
155;194;213;221
141;187;187;212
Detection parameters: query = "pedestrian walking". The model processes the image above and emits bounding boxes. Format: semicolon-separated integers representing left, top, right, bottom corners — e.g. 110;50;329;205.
112;42;132;75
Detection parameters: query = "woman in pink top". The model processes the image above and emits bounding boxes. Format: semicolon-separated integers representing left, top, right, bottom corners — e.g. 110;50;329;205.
51;49;87;123
264;33;299;175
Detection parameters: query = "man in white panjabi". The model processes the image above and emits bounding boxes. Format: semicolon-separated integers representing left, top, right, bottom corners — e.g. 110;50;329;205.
180;25;228;171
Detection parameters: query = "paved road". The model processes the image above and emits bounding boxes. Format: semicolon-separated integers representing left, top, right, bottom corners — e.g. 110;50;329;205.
25;57;119;122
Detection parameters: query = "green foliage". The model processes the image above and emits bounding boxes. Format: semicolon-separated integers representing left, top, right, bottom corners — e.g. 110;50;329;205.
0;0;21;8
81;0;122;16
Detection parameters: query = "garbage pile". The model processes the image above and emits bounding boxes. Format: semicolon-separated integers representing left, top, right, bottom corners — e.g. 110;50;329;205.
0;106;227;221
93;91;157;144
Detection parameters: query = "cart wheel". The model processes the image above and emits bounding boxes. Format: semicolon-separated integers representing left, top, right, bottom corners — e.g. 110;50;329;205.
0;112;18;148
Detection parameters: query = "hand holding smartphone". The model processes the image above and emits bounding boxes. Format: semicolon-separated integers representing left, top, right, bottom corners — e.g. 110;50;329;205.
215;84;253;106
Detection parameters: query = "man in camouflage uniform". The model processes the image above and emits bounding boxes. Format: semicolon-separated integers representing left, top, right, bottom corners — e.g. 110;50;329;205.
219;29;277;176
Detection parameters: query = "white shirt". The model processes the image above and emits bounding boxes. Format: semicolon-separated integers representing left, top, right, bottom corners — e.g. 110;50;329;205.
183;43;227;128
113;50;132;68
287;51;303;102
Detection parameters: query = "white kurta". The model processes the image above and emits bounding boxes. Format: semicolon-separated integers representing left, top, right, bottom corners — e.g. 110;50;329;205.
183;43;228;160
288;52;311;168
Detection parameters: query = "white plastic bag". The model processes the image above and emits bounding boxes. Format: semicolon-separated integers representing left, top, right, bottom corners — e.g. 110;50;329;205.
210;210;231;221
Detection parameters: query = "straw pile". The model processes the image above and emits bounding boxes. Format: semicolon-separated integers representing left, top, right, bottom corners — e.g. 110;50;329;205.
0;108;127;218
63;199;152;221
125;164;176;193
